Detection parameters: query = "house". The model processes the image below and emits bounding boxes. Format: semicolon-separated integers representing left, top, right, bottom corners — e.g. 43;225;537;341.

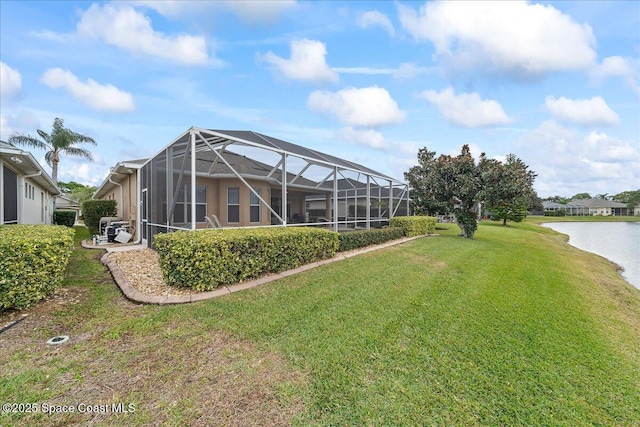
96;128;409;247
55;194;81;223
543;198;637;216
93;159;147;241
0;141;60;225
569;198;636;216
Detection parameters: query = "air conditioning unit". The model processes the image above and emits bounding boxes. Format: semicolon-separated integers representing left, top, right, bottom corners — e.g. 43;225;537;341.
99;217;122;236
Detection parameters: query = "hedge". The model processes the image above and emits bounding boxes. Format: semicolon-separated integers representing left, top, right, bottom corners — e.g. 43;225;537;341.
390;216;436;236
82;199;117;235
338;227;405;252
0;225;75;310
154;227;339;291
53;210;76;227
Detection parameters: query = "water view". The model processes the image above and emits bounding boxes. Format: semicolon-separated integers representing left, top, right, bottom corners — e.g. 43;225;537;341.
543;222;640;289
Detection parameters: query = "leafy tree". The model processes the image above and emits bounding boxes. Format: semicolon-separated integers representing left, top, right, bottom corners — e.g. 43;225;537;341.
571;192;591;200
527;190;544;213
404;148;450;216
406;145;483;238
543;195;569;204
58;181;96;205
481;154;537;225
406;146;537;237
613;190;640;209
8;118;96;185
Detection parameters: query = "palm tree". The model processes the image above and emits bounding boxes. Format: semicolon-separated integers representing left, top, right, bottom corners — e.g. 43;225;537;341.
8;118;96;185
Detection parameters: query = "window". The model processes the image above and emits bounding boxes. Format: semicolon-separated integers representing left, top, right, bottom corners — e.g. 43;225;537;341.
25;183;34;200
3;166;18;224
250;188;261;223
228;187;240;223
173;185;207;223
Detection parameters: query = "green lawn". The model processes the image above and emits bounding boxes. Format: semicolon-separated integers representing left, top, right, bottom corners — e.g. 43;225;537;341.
1;222;639;426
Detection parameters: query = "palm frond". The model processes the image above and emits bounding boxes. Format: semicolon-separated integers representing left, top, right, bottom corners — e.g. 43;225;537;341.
36;130;52;144
44;151;55;167
7;134;49;151
62;147;94;161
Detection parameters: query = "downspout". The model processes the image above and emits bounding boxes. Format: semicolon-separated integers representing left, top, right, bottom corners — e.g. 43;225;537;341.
133;168;141;244
108;173;124;220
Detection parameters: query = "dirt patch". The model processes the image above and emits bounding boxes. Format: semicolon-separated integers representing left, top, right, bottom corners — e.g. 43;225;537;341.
2;301;307;426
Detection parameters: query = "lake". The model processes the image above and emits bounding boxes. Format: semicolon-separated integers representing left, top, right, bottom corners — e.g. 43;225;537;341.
542;222;640;289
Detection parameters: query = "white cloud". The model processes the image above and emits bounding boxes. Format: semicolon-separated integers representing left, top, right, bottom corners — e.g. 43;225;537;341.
397;1;596;77
0;62;22;98
357;10;395;36
544;96;620;126
0;114;10;139
590;56;640;95
77;4;211;66
223;0;296;25
331;67;395;75
392;62;431;80
418;87;510;128
307;86;405;127
515;121;639;196
261;39;338;84
584;131;637;162
40;68;135;112
135;0;296;25
337;127;388;149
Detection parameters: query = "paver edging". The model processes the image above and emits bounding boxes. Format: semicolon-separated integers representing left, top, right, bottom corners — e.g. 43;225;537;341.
102;234;432;305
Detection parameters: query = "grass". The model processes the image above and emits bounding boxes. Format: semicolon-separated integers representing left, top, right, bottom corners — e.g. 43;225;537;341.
1;222;639;426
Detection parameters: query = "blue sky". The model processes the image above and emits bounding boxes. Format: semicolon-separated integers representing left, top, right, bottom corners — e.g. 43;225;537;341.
1;0;638;198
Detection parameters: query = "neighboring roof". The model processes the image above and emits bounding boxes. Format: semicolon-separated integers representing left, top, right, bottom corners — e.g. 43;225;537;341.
94;159;147;199
542;201;565;209
0;141;60;195
56;194;80;208
568;198;628;208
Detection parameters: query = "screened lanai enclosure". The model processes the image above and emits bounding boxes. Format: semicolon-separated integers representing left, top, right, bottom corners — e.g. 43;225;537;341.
140;128;409;247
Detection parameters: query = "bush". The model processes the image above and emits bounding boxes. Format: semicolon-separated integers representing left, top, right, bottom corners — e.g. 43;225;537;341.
338;227;405;252
53;210;76;227
154;227;339;291
390;216;436;237
0;225;74;310
82;199;117;234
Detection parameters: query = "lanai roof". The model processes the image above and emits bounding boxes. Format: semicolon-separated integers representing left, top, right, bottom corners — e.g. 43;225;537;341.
157;128;404;186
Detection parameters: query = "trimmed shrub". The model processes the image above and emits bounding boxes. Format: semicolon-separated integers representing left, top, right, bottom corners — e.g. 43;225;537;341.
82;199;117;235
0;225;75;310
390;216;436;237
53;210;76;227
338;227;405;252
154;227;339;291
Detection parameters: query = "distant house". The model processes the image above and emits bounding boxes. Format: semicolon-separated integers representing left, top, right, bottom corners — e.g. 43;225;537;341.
544;198;637;216
96;128;409;247
0;141;60;225
569;198;636;216
93;159;147;241
55;194;81;223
